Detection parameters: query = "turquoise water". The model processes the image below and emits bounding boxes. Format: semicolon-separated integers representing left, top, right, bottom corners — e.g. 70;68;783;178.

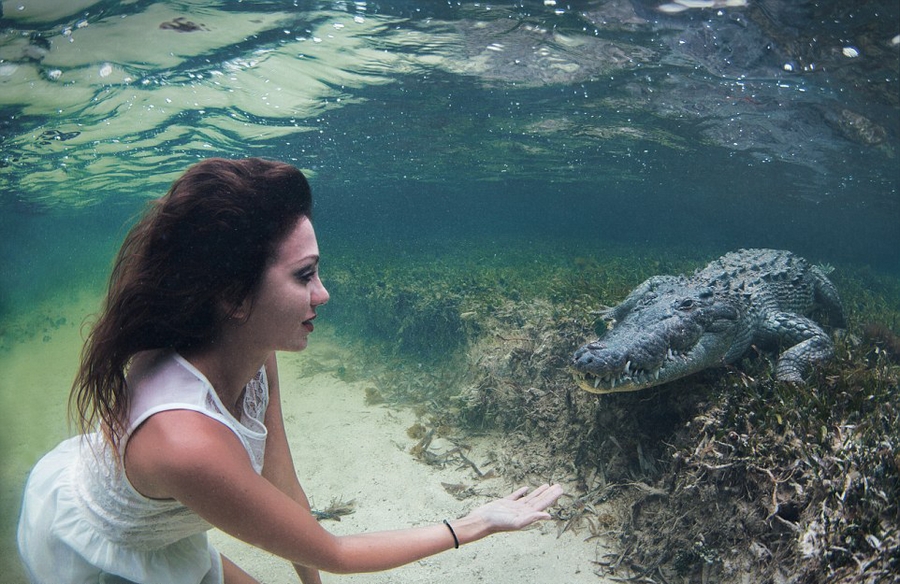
1;0;898;579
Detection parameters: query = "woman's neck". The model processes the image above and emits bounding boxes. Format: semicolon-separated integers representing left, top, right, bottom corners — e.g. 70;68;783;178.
180;341;270;417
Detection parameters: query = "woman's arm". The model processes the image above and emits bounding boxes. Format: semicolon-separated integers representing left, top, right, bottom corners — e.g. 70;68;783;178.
124;382;562;574
260;354;322;584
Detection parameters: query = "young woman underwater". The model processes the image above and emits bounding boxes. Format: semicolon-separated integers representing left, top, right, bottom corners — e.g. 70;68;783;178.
16;157;563;584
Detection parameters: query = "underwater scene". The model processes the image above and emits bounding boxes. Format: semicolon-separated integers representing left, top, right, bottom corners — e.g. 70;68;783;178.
1;0;898;582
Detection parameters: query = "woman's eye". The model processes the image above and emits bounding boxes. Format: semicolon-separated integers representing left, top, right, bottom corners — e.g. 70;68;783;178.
295;270;315;283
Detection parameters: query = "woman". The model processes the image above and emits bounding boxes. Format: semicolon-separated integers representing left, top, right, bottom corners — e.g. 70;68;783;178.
17;158;563;583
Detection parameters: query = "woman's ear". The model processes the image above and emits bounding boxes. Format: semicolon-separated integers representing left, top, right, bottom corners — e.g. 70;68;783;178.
220;294;251;322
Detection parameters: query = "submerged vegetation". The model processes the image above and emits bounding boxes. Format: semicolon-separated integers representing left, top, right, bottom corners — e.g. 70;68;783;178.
323;243;900;584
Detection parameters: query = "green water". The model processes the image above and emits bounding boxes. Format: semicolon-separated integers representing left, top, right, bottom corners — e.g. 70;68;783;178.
1;0;898;579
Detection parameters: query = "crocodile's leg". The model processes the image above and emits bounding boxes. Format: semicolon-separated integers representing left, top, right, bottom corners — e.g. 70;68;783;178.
761;312;835;382
811;266;847;328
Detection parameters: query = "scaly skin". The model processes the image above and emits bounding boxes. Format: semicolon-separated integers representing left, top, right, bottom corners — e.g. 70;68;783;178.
571;249;845;394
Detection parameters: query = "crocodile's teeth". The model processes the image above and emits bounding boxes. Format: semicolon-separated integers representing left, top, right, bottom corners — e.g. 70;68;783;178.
655;369;660;380
625;360;632;375
610;377;617;389
593;376;601;389
667;348;674;361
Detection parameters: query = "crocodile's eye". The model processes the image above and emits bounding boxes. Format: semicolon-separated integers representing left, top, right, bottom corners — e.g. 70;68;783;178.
677;299;695;311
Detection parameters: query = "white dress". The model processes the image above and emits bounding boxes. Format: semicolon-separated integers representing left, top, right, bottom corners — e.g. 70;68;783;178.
17;350;269;584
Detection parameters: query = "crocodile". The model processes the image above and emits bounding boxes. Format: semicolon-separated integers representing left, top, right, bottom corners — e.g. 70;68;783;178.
571;249;845;394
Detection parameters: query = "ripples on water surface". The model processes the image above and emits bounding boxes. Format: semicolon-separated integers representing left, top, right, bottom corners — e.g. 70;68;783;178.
0;0;898;579
2;2;896;227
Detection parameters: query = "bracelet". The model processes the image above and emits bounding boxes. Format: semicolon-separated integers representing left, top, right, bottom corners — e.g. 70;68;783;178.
443;519;460;549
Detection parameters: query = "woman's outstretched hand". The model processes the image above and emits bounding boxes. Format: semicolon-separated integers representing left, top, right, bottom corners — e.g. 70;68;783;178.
467;484;564;532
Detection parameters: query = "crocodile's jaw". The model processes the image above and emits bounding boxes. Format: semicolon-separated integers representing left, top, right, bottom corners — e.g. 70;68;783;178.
572;331;733;394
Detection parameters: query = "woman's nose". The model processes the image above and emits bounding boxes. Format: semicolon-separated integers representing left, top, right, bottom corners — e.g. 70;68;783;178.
313;280;330;307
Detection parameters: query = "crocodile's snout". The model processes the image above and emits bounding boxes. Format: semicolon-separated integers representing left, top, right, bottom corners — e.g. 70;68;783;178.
572;342;626;381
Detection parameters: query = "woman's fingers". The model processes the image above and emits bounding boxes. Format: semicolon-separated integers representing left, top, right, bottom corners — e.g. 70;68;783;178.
505;486;532;500
527;484;563;510
506;484;564;510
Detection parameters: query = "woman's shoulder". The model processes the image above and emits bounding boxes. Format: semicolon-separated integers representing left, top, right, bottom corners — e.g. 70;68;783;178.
129;350;211;391
127;350;213;421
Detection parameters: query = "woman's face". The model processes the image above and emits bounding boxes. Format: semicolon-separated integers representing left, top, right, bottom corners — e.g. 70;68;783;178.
238;216;329;353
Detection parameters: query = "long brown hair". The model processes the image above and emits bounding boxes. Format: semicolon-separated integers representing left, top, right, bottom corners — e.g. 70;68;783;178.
70;158;313;449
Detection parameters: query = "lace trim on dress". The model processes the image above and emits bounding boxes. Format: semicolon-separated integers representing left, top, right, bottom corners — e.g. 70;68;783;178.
196;361;268;473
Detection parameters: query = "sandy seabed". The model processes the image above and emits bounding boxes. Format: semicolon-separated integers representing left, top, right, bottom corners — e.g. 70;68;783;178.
210;344;613;584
